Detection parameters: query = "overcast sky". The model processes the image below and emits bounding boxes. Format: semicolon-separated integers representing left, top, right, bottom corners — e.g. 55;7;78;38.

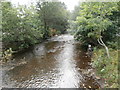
9;0;80;11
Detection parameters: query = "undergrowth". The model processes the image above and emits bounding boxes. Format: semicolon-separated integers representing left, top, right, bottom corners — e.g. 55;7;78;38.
92;48;118;88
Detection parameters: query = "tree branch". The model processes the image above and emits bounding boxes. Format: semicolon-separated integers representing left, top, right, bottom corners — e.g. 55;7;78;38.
97;38;104;46
98;37;110;58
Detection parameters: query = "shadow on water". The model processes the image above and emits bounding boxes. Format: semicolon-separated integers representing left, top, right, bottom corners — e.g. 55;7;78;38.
2;34;103;88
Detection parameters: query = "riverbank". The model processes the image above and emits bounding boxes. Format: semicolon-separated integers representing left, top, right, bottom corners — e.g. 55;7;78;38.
91;48;118;88
2;34;102;88
1;35;60;63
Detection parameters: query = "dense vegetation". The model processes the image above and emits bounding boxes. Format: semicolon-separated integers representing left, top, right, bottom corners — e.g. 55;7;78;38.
92;49;118;88
70;2;118;47
1;1;119;88
69;2;119;88
2;1;68;52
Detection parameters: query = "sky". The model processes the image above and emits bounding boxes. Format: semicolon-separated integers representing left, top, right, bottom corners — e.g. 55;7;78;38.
9;0;80;11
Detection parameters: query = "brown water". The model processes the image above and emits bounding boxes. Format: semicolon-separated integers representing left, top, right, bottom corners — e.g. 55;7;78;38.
2;34;103;88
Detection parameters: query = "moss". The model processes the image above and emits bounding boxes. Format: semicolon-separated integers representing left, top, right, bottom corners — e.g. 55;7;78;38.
92;48;118;88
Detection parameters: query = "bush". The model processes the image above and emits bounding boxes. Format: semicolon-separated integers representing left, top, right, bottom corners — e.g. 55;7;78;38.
92;48;118;88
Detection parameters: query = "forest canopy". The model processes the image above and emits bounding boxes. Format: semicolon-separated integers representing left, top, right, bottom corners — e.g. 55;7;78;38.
2;1;69;51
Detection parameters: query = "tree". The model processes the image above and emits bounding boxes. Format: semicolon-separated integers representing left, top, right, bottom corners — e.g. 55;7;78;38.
16;5;43;48
71;2;81;21
73;2;118;58
2;2;43;51
2;2;20;45
36;1;69;38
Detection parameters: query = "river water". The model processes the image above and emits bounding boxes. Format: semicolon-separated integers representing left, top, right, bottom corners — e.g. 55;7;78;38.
2;34;103;88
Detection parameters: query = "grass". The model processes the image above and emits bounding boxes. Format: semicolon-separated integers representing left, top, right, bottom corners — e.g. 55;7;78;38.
92;48;118;88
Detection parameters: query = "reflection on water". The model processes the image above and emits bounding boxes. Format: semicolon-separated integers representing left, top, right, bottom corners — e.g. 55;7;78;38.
2;34;102;88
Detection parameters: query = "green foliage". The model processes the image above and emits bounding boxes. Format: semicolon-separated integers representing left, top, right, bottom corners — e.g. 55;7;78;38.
2;2;43;51
71;2;118;46
2;2;19;32
70;2;119;88
92;48;118;88
70;2;81;20
2;1;69;52
36;1;69;38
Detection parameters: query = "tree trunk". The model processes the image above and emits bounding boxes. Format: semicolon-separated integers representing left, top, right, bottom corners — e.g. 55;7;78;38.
97;36;110;58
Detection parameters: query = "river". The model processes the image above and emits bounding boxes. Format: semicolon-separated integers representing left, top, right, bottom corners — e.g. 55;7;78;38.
1;34;103;88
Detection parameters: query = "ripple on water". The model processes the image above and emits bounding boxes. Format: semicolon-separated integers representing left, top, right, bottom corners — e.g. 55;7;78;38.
2;34;102;88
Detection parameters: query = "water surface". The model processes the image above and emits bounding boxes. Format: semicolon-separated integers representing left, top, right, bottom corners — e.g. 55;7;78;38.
2;34;102;88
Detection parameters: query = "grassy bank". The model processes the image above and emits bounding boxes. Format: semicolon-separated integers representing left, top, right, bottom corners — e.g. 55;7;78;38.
92;48;118;88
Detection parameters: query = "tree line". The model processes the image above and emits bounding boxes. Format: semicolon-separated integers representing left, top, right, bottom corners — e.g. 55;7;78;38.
68;2;119;88
2;1;69;51
69;2;119;57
